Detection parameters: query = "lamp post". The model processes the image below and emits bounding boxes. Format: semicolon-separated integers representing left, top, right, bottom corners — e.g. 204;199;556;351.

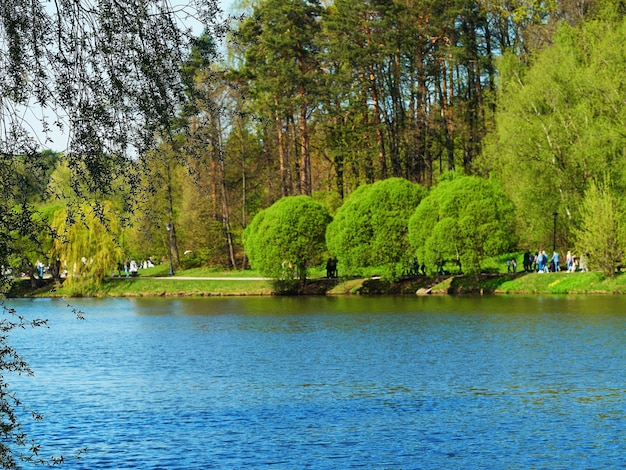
552;212;558;253
166;223;174;276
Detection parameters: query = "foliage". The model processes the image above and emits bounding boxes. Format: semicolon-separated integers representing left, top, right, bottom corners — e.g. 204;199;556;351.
50;202;124;287
572;180;625;277
231;0;570;191
5;208;57;286
480;19;626;249
236;0;322;196
243;196;331;281
311;190;343;216
325;178;427;279
129;143;185;266
409;173;516;275
1;0;223;184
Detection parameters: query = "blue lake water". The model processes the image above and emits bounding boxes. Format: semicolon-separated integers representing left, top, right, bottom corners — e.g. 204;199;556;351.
5;295;626;468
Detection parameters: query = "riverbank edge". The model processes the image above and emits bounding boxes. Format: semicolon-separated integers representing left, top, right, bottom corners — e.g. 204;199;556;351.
6;270;626;297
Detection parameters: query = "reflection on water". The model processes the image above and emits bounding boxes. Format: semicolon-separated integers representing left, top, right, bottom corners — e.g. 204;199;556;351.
6;296;626;468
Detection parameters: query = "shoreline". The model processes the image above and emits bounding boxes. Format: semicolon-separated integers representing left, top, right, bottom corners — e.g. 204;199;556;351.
6;271;626;298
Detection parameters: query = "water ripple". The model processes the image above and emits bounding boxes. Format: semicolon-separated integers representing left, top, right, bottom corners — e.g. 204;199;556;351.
6;296;626;468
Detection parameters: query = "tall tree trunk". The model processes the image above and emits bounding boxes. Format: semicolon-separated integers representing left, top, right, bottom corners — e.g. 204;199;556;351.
238;119;248;269
262;125;276;201
299;92;311;195
359;69;375;183
439;54;455;171
416;48;432;185
274;102;288;197
333;106;345;198
211;108;237;270
369;65;387;179
297;43;312;196
166;174;180;268
218;158;236;269
389;51;403;177
289;115;301;195
211;158;219;219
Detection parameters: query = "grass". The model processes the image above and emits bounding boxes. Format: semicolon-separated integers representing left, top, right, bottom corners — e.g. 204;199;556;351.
487;271;626;294
426;270;626;295
8;264;626;298
52;276;275;297
163;267;267;278
16;265;326;297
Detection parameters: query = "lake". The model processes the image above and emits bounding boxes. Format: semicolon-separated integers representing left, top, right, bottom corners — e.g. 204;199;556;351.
5;295;626;468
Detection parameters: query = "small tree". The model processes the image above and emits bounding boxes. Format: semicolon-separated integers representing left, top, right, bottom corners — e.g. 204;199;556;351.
50;202;124;288
409;173;516;276
573;181;625;277
325;178;427;278
243;196;331;282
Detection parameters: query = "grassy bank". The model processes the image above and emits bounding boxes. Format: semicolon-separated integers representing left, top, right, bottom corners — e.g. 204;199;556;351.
7;268;626;298
422;271;626;295
9;276;276;298
308;271;626;296
477;271;626;294
83;277;276;297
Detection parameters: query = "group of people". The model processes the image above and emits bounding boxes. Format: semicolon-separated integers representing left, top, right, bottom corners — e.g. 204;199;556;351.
33;259;63;279
510;250;585;273
118;258;155;278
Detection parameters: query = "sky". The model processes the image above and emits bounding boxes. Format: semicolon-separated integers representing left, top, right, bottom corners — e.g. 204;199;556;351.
25;0;239;153
219;0;236;14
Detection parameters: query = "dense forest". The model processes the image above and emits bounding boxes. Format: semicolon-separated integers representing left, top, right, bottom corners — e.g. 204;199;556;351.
3;0;626;288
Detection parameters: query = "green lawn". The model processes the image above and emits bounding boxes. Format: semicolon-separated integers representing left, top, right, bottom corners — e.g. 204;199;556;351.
9;266;626;298
488;271;626;294
428;270;626;295
95;277;276;297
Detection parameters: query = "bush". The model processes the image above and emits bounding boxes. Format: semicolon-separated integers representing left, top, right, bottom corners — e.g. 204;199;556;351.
409;173;516;275
326;178;427;279
243;196;332;282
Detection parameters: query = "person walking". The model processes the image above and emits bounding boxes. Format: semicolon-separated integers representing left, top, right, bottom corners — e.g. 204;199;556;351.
551;251;560;272
537;251;544;273
566;251;573;272
523;251;532;272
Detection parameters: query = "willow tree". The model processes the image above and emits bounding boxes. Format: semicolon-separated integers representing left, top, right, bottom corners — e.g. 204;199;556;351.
1;0;224;465
50;202;124;289
480;19;626;250
408;173;516;276
243;195;331;282
325;177;427;279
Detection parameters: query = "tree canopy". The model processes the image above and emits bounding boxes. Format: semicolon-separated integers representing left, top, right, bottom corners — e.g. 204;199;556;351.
325;177;427;278
480;18;626;249
408;173;516;275
573;180;626;277
242;195;331;281
1;0;223;162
